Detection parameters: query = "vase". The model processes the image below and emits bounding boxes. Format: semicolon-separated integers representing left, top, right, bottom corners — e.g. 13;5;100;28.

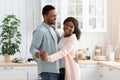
4;54;11;63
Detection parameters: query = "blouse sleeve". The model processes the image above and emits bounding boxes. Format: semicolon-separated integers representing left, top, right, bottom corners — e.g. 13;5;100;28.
47;34;78;62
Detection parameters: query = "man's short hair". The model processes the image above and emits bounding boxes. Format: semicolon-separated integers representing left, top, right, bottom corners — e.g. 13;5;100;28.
42;5;55;16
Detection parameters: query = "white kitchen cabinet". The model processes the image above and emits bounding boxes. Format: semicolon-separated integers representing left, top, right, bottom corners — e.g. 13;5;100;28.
79;64;100;80
0;66;40;80
41;0;107;32
27;66;41;80
0;66;27;80
115;69;120;80
99;65;120;80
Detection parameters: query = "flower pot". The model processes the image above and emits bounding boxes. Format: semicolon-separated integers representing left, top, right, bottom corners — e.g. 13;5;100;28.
4;54;11;63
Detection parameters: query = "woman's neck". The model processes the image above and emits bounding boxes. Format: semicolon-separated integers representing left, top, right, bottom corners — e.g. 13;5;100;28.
64;34;72;38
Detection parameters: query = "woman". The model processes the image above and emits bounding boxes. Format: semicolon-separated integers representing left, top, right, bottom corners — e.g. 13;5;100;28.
44;17;81;80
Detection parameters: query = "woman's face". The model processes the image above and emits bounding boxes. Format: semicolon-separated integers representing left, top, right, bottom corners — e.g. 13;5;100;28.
63;21;75;37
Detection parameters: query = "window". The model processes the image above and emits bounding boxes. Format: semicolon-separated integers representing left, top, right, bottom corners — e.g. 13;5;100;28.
41;0;107;32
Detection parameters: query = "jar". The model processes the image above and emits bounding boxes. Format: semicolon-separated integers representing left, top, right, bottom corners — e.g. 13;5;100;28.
94;43;102;56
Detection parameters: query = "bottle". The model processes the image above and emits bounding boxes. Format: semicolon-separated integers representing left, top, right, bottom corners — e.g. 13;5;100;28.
106;40;113;60
85;48;90;60
114;42;120;61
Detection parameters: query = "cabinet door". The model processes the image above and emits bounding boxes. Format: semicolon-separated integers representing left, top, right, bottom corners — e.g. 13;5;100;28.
0;66;27;80
108;67;120;80
41;0;107;32
99;65;120;80
115;69;120;80
80;64;100;80
27;66;41;80
99;65;110;80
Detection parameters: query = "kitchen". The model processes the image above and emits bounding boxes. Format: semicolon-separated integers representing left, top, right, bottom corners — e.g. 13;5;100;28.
0;0;120;80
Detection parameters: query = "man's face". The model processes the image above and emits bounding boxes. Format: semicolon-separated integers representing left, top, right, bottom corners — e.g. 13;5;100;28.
44;10;57;25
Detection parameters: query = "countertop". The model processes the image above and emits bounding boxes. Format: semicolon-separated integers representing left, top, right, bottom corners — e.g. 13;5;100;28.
0;62;37;67
78;60;120;70
0;60;120;70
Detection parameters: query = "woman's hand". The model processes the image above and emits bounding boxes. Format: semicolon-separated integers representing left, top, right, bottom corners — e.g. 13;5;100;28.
40;51;50;62
74;54;79;63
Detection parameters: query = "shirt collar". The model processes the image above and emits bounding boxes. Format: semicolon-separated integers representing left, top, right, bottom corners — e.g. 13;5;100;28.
42;22;55;30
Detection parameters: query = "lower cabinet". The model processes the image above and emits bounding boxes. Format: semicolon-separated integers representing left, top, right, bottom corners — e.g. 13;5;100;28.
79;64;100;80
0;64;120;80
27;66;41;80
79;64;120;80
0;66;27;80
99;65;120;80
0;66;39;80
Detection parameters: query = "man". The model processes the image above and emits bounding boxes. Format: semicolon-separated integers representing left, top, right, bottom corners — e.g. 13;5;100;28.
30;5;60;80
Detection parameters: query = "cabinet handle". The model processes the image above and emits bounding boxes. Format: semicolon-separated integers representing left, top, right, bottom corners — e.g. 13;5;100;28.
99;74;103;77
79;65;86;68
4;67;13;69
99;65;103;67
109;68;113;70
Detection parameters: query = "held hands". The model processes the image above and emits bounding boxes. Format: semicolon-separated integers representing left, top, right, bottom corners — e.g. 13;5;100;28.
35;51;49;61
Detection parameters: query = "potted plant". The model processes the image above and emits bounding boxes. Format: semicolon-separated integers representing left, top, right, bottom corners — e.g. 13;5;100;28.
0;14;22;62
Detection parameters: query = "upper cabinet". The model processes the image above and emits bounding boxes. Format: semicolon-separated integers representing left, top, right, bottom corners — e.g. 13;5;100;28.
41;0;107;32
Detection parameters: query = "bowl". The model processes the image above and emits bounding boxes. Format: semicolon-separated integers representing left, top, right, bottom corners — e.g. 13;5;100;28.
94;56;107;61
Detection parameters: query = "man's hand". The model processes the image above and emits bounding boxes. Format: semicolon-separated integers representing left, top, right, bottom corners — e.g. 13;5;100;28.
35;52;41;58
40;51;48;60
35;51;48;61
